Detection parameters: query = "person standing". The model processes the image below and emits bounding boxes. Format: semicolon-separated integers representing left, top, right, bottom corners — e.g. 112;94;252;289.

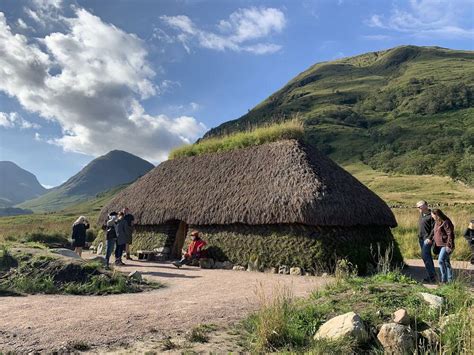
104;212;118;268
114;212;130;266
416;200;436;283
122;207;135;260
463;220;474;265
431;209;455;283
71;216;90;257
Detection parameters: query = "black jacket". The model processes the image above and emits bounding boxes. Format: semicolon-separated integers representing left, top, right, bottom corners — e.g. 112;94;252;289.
418;210;435;240
72;223;89;246
464;228;474;245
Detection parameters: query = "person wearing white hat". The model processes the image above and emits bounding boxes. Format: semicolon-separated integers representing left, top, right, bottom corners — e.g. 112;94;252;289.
416;200;436;283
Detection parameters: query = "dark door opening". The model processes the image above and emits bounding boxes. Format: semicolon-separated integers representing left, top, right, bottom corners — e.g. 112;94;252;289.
172;220;187;259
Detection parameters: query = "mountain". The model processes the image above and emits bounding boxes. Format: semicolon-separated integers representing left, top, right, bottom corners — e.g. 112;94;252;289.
18;150;154;212
0;161;47;207
205;46;474;185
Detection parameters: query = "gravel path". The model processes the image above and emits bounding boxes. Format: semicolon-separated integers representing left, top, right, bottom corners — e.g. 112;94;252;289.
0;256;330;353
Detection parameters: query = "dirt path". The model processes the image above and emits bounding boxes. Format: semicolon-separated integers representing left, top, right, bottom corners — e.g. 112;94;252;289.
0;255;330;353
1;256;472;353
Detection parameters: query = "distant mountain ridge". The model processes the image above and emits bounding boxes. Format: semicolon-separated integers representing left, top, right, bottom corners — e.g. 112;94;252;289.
205;45;474;185
18;150;154;212
0;161;47;207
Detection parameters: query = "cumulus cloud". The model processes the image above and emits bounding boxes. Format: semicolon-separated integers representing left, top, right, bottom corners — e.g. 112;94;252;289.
366;0;474;38
0;9;206;162
0;112;40;129
160;7;286;54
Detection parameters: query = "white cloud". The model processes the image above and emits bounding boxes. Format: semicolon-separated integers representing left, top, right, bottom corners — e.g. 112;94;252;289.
24;0;64;28
0;9;206;163
0;112;40;129
362;34;392;40
161;7;286;55
366;0;474;38
17;18;29;30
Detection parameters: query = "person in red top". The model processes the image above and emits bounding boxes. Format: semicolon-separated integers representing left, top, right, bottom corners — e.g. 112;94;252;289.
172;230;207;268
431;209;455;283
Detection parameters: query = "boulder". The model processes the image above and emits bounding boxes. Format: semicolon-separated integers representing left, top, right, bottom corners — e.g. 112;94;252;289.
50;248;81;259
278;265;290;275
419;292;444;310
290;267;303;276
128;270;142;282
232;265;246;271
314;312;368;343
393;309;410;325
377;323;415;354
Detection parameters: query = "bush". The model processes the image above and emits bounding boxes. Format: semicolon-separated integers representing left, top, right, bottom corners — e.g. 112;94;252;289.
22;232;70;248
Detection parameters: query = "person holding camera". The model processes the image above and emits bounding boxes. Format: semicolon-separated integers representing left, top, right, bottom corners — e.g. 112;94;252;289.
72;215;90;257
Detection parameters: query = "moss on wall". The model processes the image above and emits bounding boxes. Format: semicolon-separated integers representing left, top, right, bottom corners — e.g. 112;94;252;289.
186;224;403;274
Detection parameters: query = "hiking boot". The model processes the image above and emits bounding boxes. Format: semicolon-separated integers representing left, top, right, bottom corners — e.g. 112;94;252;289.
115;260;125;266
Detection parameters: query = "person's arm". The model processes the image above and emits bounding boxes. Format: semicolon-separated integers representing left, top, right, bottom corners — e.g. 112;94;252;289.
444;221;455;250
71;225;77;239
84;222;90;230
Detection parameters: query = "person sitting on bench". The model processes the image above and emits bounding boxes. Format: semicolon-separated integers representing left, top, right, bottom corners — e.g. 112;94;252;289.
172;230;206;268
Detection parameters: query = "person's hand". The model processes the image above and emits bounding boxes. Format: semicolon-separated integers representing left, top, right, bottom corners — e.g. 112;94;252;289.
445;247;452;254
424;239;432;245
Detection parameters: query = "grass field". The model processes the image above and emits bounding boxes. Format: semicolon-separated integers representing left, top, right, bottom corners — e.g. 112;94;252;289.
0;163;472;262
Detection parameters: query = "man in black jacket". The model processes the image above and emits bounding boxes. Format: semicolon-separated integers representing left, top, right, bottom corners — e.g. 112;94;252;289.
416;200;436;283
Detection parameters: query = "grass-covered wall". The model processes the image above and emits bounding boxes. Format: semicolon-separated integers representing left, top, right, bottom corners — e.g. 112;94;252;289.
186;224;403;274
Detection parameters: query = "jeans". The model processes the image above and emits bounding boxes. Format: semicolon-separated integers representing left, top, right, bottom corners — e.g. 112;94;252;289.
105;239;115;265
419;239;436;279
438;247;453;283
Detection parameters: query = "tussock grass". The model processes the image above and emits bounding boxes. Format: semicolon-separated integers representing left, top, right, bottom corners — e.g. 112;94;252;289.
392;206;473;260
0;248;161;295
169;118;304;159
242;270;473;354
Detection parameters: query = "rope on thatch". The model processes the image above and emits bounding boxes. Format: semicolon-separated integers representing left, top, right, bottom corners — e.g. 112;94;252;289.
99;140;396;227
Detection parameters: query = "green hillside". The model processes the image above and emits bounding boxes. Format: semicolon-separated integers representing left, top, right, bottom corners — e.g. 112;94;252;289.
205;46;474;185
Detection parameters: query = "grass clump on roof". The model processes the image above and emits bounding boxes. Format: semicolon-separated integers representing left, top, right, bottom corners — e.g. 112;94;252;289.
169;118;304;159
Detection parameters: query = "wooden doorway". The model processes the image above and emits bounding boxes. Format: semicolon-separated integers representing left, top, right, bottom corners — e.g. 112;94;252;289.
172;221;187;258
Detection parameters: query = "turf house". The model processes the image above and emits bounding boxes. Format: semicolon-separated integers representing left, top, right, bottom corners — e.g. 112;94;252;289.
99;139;402;273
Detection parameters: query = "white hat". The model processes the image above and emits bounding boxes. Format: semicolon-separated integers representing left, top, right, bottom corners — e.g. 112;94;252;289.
416;200;427;208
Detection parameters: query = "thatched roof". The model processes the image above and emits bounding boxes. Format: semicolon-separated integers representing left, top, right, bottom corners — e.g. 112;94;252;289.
99;140;396;227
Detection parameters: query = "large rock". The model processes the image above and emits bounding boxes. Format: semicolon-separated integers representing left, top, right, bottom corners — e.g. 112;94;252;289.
419;292;444;309
233;265;246;271
128;270;142;282
290;267;303;276
393;309;410;325
377;323;415;354
420;328;439;346
50;248;81;259
314;312;368;343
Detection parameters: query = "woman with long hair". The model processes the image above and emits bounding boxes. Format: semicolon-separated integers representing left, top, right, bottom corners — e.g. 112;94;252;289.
72;216;90;257
431;209;455;283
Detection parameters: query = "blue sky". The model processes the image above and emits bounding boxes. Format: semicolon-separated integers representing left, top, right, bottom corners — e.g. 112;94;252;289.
0;0;473;187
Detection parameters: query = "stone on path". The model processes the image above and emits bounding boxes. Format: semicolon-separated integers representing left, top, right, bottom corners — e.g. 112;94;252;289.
419;292;444;309
314;312;368;343
232;265;246;271
278;265;290;275
377;323;415;355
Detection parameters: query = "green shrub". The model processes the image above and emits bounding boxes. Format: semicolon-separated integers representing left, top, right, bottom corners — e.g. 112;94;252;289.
22;232;70;248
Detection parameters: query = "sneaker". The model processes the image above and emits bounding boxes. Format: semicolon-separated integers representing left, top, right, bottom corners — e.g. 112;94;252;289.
172;261;182;268
115;260;125;266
